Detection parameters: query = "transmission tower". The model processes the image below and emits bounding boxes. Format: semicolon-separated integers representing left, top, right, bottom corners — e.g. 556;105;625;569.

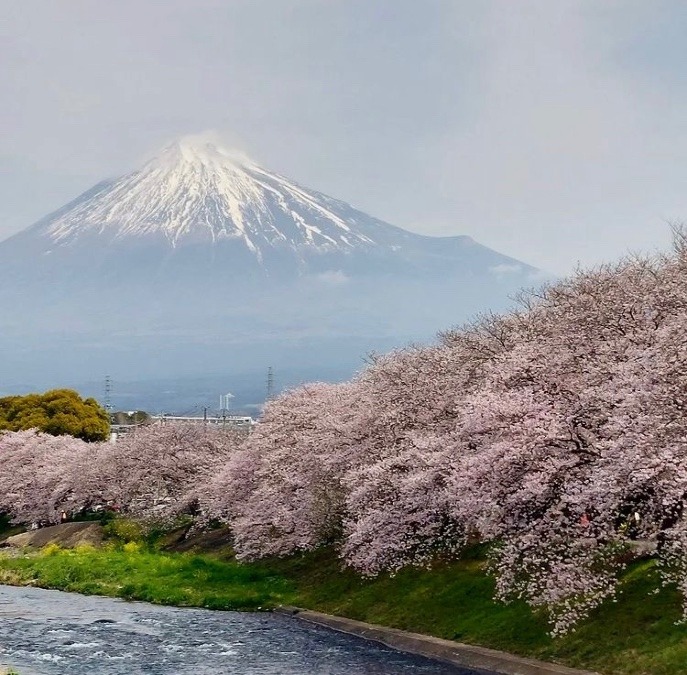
266;366;275;401
104;375;113;412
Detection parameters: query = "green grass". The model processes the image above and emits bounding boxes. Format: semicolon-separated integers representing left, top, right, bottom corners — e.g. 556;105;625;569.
0;542;686;674
0;543;292;611
262;548;687;675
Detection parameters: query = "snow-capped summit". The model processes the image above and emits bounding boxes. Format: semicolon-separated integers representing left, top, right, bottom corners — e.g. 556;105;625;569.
31;135;395;259
154;135;256;169
1;135;538;286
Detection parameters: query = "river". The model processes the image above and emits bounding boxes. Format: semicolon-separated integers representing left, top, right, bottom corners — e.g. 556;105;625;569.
0;585;492;674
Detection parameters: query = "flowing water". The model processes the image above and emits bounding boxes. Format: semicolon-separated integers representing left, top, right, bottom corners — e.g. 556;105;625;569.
0;585;492;674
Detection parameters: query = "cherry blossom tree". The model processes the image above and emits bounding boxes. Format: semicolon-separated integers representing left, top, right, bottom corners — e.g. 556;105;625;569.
337;341;490;574
207;381;370;559
444;253;682;632
0;429;90;524
84;423;245;523
0;423;245;527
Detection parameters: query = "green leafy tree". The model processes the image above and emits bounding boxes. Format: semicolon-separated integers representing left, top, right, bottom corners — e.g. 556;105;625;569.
0;389;110;442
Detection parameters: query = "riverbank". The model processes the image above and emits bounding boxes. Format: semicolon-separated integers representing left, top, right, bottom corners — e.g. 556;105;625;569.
0;542;685;675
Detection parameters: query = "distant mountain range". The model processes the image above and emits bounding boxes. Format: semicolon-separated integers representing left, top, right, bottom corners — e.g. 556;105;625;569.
0;137;539;409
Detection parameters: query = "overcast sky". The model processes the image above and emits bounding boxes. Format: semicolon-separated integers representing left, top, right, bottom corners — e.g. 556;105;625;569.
2;0;687;274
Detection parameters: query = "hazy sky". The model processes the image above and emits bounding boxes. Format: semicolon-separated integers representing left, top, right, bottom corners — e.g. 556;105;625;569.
3;0;687;274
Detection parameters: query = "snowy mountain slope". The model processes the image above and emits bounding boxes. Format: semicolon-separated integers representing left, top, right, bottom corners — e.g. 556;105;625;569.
0;137;532;282
0;137;540;386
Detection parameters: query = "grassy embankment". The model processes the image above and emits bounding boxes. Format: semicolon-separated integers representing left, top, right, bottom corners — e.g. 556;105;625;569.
0;530;685;675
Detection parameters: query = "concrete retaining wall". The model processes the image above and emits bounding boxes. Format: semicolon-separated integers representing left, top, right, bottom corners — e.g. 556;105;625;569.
275;606;599;675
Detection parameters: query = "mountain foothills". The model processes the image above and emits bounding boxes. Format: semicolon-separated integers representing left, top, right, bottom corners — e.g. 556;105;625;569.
0;137;536;392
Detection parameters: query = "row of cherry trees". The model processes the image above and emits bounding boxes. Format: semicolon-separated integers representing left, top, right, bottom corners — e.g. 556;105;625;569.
201;236;687;634
0;424;243;526
3;237;687;633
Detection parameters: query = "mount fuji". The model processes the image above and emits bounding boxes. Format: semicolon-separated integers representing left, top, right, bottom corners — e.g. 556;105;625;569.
0;137;538;403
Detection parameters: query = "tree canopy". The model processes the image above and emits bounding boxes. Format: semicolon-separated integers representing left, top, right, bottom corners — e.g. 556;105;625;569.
0;389;110;442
